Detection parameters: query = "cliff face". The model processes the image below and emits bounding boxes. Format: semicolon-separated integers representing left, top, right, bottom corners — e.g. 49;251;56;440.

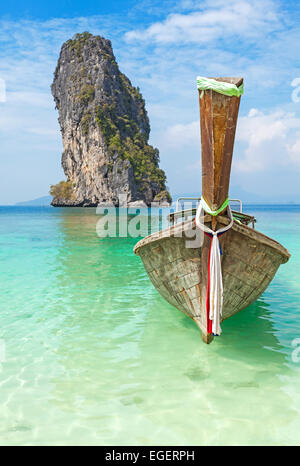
51;32;171;207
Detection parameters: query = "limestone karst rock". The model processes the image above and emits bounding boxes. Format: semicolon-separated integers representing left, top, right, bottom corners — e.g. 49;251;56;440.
50;32;171;207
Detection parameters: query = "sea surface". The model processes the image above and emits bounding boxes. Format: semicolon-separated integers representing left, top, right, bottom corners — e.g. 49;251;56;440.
0;205;299;446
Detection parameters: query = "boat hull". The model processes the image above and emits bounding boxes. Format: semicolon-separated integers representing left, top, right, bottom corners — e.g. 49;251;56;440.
134;218;290;343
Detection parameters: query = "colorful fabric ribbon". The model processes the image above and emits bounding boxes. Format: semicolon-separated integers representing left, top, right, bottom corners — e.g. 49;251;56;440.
195;199;234;336
200;196;229;216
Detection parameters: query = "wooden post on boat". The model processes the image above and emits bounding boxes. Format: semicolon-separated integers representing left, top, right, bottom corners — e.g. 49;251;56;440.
198;77;243;343
199;77;243;215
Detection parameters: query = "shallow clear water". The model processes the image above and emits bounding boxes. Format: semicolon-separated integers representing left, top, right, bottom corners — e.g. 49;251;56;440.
0;205;299;446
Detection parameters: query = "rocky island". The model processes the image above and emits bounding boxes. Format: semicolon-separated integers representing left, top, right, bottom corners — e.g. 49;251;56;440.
50;32;171;207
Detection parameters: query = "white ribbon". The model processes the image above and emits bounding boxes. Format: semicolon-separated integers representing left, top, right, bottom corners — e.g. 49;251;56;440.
195;201;233;335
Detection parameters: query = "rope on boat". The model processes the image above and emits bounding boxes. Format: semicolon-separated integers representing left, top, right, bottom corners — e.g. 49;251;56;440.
197;76;244;98
195;199;234;336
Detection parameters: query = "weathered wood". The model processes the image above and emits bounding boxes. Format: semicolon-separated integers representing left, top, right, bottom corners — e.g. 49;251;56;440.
201;332;214;344
199;77;243;211
134;218;290;343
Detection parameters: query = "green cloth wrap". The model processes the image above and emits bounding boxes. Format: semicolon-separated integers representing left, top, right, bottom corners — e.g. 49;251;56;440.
197;76;243;97
200;197;229;216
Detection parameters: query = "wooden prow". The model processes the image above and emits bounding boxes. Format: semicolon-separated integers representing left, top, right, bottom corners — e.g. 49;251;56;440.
199;77;243;341
199;77;243;224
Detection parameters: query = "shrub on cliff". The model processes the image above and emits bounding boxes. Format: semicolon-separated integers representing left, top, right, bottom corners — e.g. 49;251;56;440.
50;181;75;200
154;190;172;203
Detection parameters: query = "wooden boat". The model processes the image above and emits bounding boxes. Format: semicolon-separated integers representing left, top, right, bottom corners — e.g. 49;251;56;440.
134;77;290;344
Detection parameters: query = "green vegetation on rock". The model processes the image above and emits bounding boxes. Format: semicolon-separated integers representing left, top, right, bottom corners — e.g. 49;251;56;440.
66;32;93;58
50;181;75;200
81;111;92;136
77;84;95;105
95;101;167;193
66;32;115;63
154;190;172;203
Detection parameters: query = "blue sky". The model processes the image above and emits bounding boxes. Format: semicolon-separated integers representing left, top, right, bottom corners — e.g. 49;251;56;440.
0;0;300;204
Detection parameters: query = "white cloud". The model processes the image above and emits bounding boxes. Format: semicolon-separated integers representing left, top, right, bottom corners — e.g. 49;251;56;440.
161;121;199;148
7;91;53;109
157;108;300;166
287;138;300;166
234;109;300;172
125;0;280;44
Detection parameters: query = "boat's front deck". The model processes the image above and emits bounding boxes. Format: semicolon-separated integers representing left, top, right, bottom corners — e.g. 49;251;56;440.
168;208;256;228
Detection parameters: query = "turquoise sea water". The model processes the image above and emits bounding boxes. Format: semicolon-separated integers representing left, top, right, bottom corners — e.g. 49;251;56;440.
0;205;300;446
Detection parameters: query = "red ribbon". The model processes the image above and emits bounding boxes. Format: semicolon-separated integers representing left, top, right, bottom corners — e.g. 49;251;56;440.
205;234;213;334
